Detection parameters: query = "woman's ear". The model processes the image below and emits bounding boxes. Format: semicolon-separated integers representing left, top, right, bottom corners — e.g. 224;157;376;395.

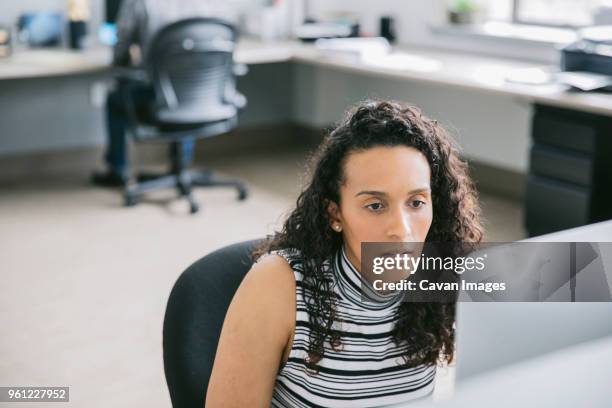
327;200;341;224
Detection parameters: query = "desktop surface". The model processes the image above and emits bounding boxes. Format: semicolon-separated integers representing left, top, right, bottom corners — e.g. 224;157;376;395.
5;38;612;117
0;39;296;81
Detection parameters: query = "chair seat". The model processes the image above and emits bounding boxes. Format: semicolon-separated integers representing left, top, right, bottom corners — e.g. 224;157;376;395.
132;116;237;142
155;104;237;126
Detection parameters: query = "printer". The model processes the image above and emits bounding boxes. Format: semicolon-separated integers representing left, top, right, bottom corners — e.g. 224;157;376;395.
562;26;612;74
559;26;612;90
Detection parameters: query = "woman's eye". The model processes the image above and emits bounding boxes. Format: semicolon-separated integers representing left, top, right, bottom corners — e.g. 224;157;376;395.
410;200;426;208
366;202;384;211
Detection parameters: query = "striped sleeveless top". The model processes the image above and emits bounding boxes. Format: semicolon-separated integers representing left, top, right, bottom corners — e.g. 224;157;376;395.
267;245;436;408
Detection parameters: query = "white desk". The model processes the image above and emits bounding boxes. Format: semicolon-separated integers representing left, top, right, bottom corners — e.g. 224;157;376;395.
4;40;612;117
0;48;110;79
0;40;295;80
259;40;612;118
292;44;612;117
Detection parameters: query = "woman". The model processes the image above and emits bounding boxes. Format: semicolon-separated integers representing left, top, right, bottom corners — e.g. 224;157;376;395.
206;100;484;407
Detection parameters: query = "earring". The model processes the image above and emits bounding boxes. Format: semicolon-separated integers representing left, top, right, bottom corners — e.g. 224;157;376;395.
333;224;342;232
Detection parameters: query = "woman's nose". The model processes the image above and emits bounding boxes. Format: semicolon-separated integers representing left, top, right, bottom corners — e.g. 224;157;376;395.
386;208;413;242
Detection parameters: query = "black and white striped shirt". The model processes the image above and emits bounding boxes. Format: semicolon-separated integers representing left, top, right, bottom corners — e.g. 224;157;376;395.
268;245;436;408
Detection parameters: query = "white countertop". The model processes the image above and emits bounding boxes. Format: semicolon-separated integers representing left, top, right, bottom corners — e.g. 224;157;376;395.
0;40;296;80
291;42;612;117
0;48;111;79
3;39;612;116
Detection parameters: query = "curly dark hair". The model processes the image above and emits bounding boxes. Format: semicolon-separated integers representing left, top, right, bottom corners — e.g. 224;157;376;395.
251;99;484;371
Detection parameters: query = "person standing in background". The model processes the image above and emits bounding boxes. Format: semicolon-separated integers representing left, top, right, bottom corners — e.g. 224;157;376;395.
92;0;239;186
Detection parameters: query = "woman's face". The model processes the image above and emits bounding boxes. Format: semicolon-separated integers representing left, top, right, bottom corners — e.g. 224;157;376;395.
328;145;433;276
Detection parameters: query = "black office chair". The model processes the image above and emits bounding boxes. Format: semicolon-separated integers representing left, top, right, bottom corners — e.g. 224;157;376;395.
162;238;263;407
119;18;249;214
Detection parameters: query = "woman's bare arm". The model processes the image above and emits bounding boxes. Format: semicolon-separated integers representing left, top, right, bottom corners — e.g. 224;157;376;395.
205;254;296;407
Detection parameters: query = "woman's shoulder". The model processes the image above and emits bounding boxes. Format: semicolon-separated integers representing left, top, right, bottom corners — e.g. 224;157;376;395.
271;246;304;261
225;250;297;336
247;248;300;294
257;247;305;272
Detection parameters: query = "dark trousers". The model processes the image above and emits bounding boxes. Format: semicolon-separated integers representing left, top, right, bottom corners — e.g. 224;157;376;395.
105;83;194;174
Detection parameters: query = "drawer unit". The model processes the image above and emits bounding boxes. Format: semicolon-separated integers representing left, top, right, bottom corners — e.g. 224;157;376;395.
532;112;597;153
525;175;591;236
529;144;593;187
526;104;612;237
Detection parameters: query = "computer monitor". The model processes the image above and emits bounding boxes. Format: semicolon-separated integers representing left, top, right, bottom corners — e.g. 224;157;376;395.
105;0;123;24
455;221;612;382
455;302;612;381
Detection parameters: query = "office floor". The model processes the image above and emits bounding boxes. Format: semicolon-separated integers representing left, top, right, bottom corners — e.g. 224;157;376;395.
0;147;525;408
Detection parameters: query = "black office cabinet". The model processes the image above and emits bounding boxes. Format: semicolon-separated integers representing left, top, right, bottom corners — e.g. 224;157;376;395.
526;104;612;237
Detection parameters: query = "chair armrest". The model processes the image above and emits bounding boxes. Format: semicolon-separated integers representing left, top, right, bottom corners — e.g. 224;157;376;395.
232;63;248;77
225;90;247;110
226;63;248;110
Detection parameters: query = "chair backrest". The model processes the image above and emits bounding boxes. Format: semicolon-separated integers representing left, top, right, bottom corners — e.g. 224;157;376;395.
146;18;239;125
162;239;263;408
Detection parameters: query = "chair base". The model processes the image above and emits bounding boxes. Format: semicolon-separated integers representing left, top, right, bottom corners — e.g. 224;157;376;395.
124;169;248;214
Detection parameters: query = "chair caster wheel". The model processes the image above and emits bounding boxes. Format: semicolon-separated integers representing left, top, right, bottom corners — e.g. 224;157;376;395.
237;187;248;201
125;194;138;207
189;202;200;214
